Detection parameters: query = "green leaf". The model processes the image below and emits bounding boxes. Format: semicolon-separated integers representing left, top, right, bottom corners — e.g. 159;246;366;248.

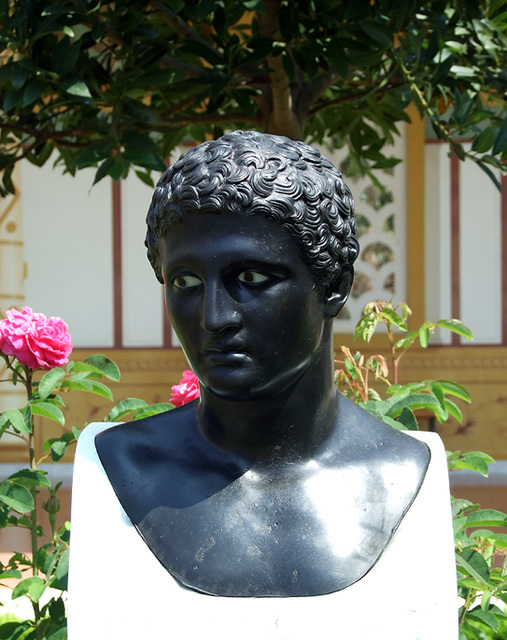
48;596;66;625
396;407;419;431
443;398;463;423
108;397;148;421
0;480;34;513
61;78;92;99
467;607;499;632
436;319;473;341
451;455;490;476
11;63;30;90
7;469;51;489
51;440;68;461
429;381;445;408
83;355;121;381
12;576;46;603
492;116;507;154
0;569;22;579
53;547;69;590
0;620;32;638
88;380;114;401
466;509;507;528
418;324;431;348
72;141;115;168
23;79;47;106
387;393;440;418
380;415;406;430
93;157;115;185
4;408;31;433
481;590;492;611
133;403;174;420
379;309;407;331
472;125;496;153
30;401;65;425
62;379;93;393
394;330;419;349
38;367;66;400
438;380;472;403
45;624;67;640
457;549;490;585
449;451;494;476
134;170;155;188
43;432;76;461
3;87;23;113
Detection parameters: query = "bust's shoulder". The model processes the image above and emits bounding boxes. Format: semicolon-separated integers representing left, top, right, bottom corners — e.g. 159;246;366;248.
333;393;431;470
95;400;200;480
96;400;197;446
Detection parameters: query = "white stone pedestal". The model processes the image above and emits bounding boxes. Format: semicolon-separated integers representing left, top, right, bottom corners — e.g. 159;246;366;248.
68;423;458;639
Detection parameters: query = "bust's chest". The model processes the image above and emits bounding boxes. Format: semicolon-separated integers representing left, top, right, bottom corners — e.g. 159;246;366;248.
133;463;412;596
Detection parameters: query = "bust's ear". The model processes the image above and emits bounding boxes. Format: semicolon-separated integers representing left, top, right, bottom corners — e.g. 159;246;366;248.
323;266;354;319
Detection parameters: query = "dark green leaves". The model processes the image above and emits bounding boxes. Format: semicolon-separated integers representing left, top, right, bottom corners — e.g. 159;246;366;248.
1;0;506;195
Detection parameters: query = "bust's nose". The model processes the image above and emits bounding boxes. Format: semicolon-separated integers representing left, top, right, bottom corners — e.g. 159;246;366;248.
200;279;239;335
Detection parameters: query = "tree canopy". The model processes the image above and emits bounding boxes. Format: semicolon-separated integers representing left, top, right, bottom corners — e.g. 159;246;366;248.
1;0;507;194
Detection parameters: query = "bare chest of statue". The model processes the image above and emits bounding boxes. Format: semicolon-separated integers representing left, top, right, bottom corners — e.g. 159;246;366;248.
95;398;430;597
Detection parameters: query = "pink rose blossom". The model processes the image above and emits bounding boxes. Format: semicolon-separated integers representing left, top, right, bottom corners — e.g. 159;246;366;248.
170;369;200;407
0;307;72;371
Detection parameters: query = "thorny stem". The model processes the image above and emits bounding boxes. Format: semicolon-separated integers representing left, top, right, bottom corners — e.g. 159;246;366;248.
24;368;42;637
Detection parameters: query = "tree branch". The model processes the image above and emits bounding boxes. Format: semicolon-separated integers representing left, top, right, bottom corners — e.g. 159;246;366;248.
299;69;340;114
308;78;404;116
158;54;210;78
259;0;302;139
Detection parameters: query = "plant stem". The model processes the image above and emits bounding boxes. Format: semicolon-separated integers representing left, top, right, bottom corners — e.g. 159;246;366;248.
25;368;42;637
385;320;399;385
458;588;474;627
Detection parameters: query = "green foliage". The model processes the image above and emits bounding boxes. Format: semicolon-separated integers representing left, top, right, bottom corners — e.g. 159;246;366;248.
1;0;507;194
337;300;507;636
0;349;171;640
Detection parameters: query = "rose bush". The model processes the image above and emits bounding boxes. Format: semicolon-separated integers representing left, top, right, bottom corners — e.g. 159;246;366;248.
170;369;200;407
0;306;72;370
0;308;128;640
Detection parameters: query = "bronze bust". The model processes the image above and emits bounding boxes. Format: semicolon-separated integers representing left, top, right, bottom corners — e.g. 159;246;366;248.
95;131;430;597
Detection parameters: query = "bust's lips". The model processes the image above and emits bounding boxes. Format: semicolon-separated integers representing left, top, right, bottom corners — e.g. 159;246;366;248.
200;345;248;364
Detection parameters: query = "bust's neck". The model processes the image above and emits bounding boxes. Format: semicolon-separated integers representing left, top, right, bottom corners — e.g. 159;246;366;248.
196;331;338;465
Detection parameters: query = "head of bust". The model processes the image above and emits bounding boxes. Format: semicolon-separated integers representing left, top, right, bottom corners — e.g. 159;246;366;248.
145;130;359;294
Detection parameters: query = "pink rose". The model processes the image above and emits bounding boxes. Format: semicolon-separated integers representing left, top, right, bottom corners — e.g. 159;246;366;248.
0;307;72;371
170;369;200;407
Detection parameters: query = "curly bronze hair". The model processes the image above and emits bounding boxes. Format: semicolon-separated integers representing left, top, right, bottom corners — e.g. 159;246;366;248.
145;131;359;288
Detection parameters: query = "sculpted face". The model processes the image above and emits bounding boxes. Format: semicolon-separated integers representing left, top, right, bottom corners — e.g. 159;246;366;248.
159;212;335;401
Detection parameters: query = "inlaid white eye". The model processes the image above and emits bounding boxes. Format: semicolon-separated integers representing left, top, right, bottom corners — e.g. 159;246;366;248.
238;271;270;285
172;274;202;289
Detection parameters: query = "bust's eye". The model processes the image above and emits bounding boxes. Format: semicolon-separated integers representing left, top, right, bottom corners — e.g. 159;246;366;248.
172;274;202;290
237;271;270;285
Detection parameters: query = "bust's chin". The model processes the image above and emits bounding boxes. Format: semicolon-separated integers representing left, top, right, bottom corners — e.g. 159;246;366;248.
196;362;312;404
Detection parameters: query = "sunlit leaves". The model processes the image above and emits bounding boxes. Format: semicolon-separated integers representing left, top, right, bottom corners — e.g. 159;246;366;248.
0;480;34;513
338;300;507;636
